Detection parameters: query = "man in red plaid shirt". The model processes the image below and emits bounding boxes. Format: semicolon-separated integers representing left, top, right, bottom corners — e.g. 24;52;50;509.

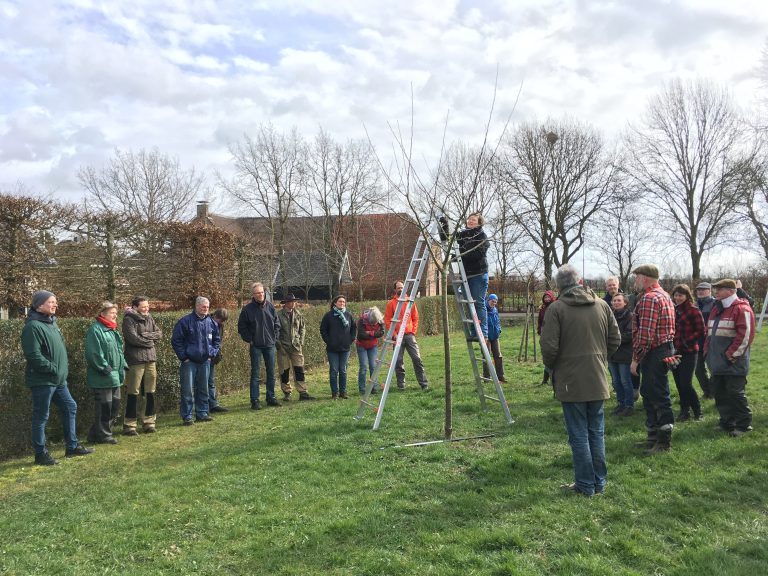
630;264;676;453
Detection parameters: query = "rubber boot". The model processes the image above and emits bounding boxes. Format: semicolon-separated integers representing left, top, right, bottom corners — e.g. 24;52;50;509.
645;427;672;454
494;356;506;382
635;429;657;449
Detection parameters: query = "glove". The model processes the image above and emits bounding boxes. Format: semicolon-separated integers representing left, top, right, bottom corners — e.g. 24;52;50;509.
100;365;113;376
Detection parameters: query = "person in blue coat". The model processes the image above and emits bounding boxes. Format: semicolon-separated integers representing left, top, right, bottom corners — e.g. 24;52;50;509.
171;296;221;426
482;294;506;382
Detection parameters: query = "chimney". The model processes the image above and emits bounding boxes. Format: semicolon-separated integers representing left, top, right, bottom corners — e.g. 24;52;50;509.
196;200;209;220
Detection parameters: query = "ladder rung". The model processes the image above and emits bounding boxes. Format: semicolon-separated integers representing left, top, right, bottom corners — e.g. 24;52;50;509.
483;395;502;403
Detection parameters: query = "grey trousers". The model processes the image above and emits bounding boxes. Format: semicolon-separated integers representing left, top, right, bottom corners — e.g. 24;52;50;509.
395;333;428;388
88;387;121;442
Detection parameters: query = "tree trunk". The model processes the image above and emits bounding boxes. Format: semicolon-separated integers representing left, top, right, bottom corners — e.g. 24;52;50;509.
440;266;453;439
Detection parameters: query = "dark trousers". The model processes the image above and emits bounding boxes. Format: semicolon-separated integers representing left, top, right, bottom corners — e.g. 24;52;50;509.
671;352;701;417
712;374;752;431
695;349;711;396
88;387;121;442
482;338;505;380
640;345;674;430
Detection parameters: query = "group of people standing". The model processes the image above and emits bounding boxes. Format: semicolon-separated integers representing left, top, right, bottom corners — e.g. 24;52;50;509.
541;263;756;497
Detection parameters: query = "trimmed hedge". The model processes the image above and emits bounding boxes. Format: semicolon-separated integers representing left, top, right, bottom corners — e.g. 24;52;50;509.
0;296;453;459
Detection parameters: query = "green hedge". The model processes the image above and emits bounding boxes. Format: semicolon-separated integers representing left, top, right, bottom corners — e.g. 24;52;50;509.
0;296;452;459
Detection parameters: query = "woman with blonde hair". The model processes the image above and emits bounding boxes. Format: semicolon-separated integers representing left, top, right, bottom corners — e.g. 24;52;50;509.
355;305;385;394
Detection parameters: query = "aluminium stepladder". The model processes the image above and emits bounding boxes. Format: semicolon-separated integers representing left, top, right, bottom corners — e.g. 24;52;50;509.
354;226;514;430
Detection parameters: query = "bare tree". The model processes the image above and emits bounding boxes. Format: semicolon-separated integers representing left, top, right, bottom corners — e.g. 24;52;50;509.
590;177;653;290
624;79;746;281
305;128;380;297
738;132;768;261
219;124;306;296
501;119;617;286
367;82;515;438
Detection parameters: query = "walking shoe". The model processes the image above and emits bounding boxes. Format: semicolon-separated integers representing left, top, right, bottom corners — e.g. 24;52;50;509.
635;430;658;449
251;400;262;410
65;444;95;457
142;426;156;433
420;385;430;392
195;415;214;422
645;428;672;454
498;377;508;383
123;428;139;437
339;392;349;399
693;414;704;422
210;405;229;413
182;419;194;426
283;393;292;402
266;398;282;407
611;405;624;415
397;385;406;391
677;412;691;422
618;406;634;417
34;452;59;466
299;392;315;401
331;393;339;400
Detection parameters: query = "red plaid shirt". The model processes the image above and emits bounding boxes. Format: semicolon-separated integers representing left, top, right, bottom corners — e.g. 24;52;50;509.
632;284;675;361
673;301;705;354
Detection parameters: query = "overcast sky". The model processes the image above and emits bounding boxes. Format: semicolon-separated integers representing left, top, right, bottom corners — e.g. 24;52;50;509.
1;0;767;216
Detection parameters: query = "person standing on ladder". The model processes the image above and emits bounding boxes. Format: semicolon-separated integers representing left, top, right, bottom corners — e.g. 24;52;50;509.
457;212;490;341
384;280;429;392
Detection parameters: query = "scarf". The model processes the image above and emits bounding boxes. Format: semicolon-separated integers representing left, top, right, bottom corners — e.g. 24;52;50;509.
97;315;117;330
333;306;349;328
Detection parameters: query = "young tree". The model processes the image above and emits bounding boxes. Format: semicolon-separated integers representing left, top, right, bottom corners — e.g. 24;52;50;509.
624;79;746;281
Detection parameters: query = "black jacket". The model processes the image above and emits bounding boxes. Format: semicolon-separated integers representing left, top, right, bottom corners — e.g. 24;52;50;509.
238;298;280;348
610;308;633;364
457;226;489;277
320;308;357;352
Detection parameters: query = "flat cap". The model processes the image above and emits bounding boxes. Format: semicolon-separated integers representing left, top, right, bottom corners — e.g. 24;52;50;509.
632;264;659;279
712;278;737;290
695;282;712;290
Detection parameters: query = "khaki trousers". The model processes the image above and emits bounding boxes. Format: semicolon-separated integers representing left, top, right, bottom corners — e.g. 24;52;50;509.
277;347;307;394
124;362;157;429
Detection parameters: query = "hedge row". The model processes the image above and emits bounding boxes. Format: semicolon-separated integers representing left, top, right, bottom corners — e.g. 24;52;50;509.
0;296;457;459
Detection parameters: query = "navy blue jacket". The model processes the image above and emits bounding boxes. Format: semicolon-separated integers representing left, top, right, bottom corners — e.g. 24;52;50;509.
238;298;280;348
320;308;357;352
486;303;502;341
171;312;221;363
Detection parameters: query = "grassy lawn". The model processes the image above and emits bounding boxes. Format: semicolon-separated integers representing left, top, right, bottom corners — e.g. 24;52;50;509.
1;327;767;575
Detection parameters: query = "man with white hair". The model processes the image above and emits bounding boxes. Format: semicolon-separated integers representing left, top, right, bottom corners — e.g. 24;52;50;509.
171;296;221;426
630;264;676;454
705;279;755;437
541;264;620;497
603;276;621;307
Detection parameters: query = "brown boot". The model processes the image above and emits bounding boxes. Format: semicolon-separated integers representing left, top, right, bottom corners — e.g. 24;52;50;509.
645;428;672;454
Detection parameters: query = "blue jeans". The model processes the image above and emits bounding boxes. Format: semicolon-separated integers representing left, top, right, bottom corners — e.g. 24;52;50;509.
179;360;210;421
249;346;276;403
608;362;634;408
328;350;350;395
31;384;79;454
357;346;379;393
207;364;219;408
466;273;489;337
561;401;607;496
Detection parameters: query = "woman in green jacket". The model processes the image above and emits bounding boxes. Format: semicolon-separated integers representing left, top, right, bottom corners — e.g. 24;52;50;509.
85;302;127;444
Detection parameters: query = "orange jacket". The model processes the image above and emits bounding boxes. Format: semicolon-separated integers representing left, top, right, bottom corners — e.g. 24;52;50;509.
384;295;419;335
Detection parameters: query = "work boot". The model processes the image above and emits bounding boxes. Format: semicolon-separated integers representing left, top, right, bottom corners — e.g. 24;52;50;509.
299;392;315;401
635;430;657;449
283;393;292;402
65;444;95;458
210;405;229;413
646;428;672;454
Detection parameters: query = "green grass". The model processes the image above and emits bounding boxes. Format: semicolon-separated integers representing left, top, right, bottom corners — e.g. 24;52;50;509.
1;328;767;575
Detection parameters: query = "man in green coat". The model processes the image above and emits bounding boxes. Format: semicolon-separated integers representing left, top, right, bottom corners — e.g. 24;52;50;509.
277;294;314;401
541;265;621;497
21;290;94;466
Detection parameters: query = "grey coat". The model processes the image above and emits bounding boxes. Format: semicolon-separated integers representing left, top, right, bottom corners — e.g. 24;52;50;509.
541;285;621;403
122;309;162;365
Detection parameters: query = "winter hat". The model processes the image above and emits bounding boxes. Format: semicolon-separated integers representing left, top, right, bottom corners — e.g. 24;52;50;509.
31;290;55;310
712;279;737;290
487;293;498;302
